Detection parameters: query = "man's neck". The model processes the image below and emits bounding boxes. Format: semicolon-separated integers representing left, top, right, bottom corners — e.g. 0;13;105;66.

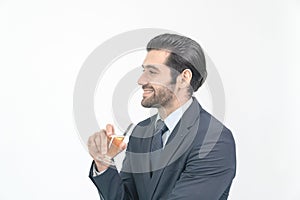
158;96;191;120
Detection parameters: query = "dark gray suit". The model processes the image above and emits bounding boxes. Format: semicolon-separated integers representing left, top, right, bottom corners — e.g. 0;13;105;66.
89;98;236;199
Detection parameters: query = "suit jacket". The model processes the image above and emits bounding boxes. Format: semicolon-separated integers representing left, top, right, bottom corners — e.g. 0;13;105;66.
89;98;236;200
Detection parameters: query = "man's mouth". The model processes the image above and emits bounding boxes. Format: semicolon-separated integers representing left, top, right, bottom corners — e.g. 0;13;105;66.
142;88;154;97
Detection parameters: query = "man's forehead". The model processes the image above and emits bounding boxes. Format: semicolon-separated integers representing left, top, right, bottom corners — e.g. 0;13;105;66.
142;64;168;70
143;49;170;65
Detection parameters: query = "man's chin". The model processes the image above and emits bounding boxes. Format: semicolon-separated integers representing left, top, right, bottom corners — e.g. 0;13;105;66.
141;99;159;108
141;102;153;108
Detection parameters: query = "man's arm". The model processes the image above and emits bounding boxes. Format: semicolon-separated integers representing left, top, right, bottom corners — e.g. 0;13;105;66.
167;128;236;200
89;164;137;200
88;137;139;200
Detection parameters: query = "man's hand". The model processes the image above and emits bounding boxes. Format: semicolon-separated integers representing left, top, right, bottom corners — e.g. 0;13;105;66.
87;124;127;172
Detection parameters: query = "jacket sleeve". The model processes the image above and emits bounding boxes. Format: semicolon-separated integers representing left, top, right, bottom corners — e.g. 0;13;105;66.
167;128;236;200
89;140;138;200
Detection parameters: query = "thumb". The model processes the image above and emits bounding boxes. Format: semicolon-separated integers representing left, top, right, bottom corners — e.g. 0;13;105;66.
119;142;127;151
106;124;115;136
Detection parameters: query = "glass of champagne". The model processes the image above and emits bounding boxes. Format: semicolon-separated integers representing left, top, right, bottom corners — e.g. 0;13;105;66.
97;123;133;166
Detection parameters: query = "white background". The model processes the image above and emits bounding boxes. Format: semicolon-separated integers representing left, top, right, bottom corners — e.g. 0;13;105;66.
1;0;299;199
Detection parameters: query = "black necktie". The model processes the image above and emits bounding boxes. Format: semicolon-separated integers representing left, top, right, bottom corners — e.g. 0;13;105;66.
151;119;168;152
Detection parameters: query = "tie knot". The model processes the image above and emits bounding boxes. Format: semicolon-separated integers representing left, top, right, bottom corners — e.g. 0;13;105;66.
155;119;168;134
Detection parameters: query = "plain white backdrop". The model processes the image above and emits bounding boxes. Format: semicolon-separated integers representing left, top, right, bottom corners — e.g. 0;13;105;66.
0;0;299;199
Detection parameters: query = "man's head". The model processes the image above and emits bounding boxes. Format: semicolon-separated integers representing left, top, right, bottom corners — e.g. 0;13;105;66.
138;33;207;109
147;33;207;92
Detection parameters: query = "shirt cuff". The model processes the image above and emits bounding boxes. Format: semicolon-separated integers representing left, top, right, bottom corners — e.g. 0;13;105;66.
92;162;108;177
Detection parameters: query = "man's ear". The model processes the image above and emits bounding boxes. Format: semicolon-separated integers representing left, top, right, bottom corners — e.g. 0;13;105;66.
177;69;192;88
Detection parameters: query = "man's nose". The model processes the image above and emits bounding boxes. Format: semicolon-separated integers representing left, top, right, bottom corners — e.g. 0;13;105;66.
137;73;148;86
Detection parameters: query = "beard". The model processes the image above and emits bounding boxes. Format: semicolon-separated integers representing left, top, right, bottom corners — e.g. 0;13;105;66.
141;84;176;108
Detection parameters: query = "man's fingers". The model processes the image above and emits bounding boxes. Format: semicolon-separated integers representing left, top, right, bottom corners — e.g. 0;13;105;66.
87;133;100;157
87;125;127;160
107;141;127;157
87;130;109;157
119;142;127;150
94;132;102;153
106;124;115;136
100;130;108;155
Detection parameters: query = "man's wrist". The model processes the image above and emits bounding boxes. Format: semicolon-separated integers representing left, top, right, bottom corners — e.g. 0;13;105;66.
95;160;109;172
93;162;108;177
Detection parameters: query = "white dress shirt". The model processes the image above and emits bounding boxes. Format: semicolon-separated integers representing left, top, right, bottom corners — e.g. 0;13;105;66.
155;98;193;148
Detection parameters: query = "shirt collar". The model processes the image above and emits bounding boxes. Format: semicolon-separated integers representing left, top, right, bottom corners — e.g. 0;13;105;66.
155;98;193;133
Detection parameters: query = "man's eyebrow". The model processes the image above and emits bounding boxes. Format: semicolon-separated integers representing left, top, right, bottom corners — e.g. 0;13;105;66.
141;64;160;71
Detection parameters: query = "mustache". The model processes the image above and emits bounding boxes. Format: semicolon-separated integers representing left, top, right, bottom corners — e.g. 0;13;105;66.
142;84;154;90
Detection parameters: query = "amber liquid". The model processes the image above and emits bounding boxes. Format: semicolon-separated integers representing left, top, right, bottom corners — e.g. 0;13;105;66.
108;135;125;147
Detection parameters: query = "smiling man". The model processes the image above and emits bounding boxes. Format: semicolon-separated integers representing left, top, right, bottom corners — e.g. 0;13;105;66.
139;52;187;117
88;33;236;200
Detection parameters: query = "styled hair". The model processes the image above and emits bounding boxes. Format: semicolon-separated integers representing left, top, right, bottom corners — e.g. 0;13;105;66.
146;33;207;93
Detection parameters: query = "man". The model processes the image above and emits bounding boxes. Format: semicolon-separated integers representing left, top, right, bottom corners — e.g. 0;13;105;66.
88;33;236;199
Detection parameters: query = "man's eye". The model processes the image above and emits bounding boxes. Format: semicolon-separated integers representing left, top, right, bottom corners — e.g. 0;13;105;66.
149;70;157;74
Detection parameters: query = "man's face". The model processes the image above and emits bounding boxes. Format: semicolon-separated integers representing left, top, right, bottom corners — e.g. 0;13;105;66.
137;50;178;108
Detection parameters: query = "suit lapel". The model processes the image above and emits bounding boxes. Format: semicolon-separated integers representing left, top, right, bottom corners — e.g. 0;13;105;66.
138;115;157;188
142;117;156;182
148;98;202;199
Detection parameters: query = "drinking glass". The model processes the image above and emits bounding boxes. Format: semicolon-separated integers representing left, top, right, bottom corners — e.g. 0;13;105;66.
97;123;133;166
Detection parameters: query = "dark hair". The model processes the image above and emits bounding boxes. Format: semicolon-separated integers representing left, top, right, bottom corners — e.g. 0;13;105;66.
146;33;207;93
